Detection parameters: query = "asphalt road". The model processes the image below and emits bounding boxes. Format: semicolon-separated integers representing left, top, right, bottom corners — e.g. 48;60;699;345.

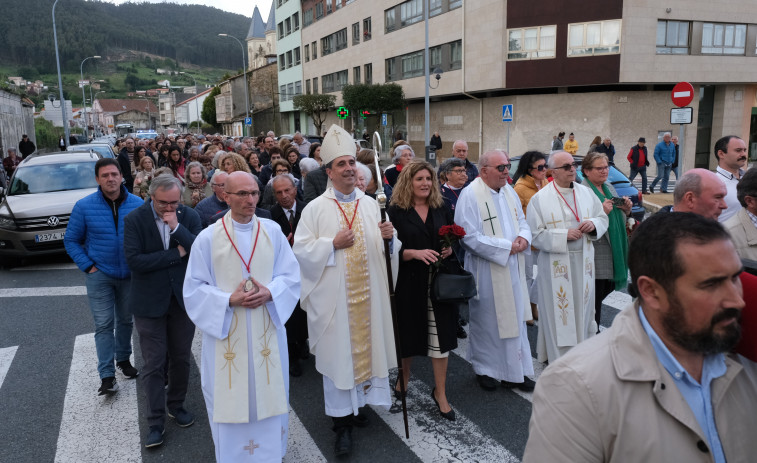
0;254;629;462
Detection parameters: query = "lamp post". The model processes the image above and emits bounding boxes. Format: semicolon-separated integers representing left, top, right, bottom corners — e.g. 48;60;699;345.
218;33;250;137
52;0;69;148
179;71;201;134
94;90;105;136
80;55;100;140
89;80;106;136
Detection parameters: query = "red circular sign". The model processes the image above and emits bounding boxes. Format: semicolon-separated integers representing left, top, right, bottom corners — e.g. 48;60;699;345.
671;82;694;108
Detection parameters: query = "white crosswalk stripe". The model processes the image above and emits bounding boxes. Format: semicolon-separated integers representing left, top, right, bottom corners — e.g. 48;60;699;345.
10;263;78;272
0;286;87;298
0;345;18;390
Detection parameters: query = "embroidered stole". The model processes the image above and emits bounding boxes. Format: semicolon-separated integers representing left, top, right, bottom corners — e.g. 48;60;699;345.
539;186;594;347
471;178;530;339
211;212;287;422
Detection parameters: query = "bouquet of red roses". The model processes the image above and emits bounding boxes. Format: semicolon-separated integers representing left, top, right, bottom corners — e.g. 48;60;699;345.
439;224;466;249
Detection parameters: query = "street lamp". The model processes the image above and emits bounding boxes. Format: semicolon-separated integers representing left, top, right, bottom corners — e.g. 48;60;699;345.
52;0;69;148
218;33;250;136
80;55;101;140
94;90;105;136
179;71;201;134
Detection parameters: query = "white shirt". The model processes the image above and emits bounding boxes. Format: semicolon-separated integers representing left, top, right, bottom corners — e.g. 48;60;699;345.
716;165;744;223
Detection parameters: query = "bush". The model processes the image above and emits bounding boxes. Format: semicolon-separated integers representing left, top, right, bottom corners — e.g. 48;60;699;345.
35;118;65;150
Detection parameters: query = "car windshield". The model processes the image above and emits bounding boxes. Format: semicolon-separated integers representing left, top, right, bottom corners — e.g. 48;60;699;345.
9;161;98;195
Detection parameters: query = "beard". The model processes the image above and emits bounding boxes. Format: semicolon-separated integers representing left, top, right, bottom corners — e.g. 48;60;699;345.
661;292;742;355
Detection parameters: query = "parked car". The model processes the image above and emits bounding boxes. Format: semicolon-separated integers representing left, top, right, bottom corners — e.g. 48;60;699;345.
278;134;324;145
0;151;102;265
66;143;115;159
509;154;645;222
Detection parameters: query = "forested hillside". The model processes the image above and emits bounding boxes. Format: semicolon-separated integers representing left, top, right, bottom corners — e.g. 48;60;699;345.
1;0;251;72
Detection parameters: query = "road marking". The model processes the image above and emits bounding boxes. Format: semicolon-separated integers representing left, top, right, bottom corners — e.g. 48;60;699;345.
191;328;327;462
55;334;141;463
10;263;78;271
374;378;520;463
0;346;18;390
0;286;87;298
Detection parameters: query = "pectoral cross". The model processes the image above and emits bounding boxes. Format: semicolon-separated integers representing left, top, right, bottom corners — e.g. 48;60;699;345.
483;203;497;235
244;440;260;455
546;212;562;228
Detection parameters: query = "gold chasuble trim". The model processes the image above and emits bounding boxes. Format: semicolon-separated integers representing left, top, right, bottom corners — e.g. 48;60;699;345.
338;201;373;384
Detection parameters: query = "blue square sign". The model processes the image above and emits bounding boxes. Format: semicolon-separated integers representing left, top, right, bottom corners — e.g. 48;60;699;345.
244;117;252;126
502;104;514;122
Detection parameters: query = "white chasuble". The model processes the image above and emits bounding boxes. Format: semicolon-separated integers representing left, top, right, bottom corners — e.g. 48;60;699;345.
455;182;534;383
527;182;608;363
184;216;300;462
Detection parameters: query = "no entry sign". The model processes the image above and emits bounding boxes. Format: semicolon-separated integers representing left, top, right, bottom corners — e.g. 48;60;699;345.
671;82;694;108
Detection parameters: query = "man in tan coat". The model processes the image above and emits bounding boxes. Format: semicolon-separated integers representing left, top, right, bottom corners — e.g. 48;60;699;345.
524;211;757;462
723;167;757;261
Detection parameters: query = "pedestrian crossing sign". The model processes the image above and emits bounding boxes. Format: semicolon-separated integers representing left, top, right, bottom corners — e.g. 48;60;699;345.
502;104;514;122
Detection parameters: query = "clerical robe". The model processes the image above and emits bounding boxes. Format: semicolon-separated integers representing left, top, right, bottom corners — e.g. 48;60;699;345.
527;182;608;363
183;217;300;462
293;187;398;417
455;181;534;382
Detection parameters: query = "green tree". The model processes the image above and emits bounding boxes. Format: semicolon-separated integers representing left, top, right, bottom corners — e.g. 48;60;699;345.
292;93;337;137
341;83;405;116
34;118;64;150
201;86;221;128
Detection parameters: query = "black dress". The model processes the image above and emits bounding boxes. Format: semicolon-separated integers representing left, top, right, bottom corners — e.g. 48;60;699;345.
387;204;459;358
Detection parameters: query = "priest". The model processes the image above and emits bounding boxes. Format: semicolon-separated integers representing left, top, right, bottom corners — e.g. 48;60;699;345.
183;171;300;462
526;151;608;363
293;124;398;457
454;150;535;392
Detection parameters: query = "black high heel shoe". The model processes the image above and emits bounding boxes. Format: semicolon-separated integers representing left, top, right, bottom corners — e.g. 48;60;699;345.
431;388;456;421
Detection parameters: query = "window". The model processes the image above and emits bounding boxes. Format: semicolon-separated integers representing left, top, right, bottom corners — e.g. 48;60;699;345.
702;22;747;55
656;20;690;54
278;23;284;39
286;51;293;68
305;44;310;62
567;19;621;56
353;66;361;84
322;28;348;56
322;73;335;93
365;63;372;84
304;8;313;27
280;85;287;101
429;0;442;17
287;83;294;100
363;17;372;40
430;46;442;70
507;25;556;60
449;0;461;8
315;2;323;19
326;0;332;14
385;9;396;32
450;40;462;67
400;0;423;27
385;58;396;82
278;54;285;71
294;47;301;65
386;40;462;82
401;51;424;78
352;23;360;45
336;70;348;90
285;18;291;36
306;79;311;94
336;29;348;51
335;0;342;10
312;41;317;59
293;13;300;31
312;77;318;94
295;81;302;96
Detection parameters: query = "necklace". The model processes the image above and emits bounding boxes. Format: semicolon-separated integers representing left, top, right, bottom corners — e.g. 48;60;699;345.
222;217;262;293
332;198;360;229
553;182;580;222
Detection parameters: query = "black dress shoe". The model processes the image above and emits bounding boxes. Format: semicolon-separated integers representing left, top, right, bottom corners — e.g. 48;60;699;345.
431;388;456;421
476;374;498;391
501;377;536;392
334;427;352;456
352;410;369;428
289;358;302;377
456;324;467;339
649;186;655;193
458;316;468;327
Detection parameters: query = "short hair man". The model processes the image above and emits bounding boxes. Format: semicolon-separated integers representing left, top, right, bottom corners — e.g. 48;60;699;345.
64;158;144;395
595;137;616;163
258;136;275;167
258;146;282;186
563;133;579;155
234;141;250;159
184;171;300;461
723;167;757;260
293;124;397;457
627;137;650;194
526;151;609;363
671;135;680;180
650;132;675;194
451;140;479;187
524;212;757;462
195;171;229;228
714;135;748;222
551;131;565;152
123;174;202;448
293;132;311;157
18;134;36;158
118;137;137;192
455;150;535;391
669;168;727;220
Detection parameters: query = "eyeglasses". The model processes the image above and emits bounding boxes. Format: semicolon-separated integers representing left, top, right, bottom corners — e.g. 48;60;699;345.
450;168;467;174
590;166;609;172
555;162;580;171
226;190;260;198
155;200;179;208
275;170;289;174
531;164;547;171
211;183;224;188
486;164;511;172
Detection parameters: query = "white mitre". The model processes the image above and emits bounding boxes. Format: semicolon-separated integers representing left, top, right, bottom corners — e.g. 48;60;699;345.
321;124;356;166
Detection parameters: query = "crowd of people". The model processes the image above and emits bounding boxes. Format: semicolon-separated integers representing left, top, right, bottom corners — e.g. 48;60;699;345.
56;124;756;462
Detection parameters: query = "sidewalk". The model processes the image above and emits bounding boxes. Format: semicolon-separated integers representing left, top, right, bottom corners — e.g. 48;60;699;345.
641;191;673;213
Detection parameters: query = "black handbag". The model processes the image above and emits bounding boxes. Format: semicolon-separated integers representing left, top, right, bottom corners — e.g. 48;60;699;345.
431;259;477;303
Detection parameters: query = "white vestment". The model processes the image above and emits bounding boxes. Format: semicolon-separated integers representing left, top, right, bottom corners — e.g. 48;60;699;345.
455;182;535;382
293;187;398;416
183;218;300;462
527;182;608;363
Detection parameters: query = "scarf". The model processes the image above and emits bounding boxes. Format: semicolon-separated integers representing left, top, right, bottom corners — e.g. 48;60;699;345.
185;179;208;207
588;182;628;290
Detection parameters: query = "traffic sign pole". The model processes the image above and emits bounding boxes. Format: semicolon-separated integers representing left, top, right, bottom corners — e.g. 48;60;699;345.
671;82;694;176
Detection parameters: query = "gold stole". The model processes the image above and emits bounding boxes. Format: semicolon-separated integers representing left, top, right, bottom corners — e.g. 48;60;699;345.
337;200;373;384
211;213;287;422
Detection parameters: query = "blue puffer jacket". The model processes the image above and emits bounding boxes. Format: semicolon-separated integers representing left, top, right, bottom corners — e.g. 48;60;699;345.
64;185;143;278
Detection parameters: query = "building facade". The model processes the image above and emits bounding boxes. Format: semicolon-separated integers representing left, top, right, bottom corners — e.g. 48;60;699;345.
276;0;310;135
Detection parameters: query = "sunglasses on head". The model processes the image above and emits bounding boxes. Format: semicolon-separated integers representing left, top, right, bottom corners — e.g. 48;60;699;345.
555;161;580;171
488;164;511;172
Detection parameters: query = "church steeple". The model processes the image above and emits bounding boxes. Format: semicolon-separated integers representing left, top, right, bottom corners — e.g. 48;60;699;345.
264;1;275;32
246;6;266;39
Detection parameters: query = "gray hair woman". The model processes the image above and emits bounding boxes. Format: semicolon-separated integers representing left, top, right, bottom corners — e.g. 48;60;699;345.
385;144;415;188
355;162;372;192
299;157;320;178
183;161;212;207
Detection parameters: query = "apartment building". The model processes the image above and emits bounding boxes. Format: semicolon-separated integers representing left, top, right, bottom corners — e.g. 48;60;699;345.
276;0;311;135
298;0;757;174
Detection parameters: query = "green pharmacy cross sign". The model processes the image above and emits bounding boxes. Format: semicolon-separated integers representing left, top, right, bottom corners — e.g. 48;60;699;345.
337;106;349;119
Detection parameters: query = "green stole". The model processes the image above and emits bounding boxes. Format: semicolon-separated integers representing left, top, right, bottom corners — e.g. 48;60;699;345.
587;182;628;290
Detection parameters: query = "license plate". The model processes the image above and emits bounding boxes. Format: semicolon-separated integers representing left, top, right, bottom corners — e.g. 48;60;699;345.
35;232;65;242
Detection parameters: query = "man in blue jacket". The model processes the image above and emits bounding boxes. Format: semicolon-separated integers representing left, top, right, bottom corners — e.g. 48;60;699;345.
64;158;143;395
650;132;676;194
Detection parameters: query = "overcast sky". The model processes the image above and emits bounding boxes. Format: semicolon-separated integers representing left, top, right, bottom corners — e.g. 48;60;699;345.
103;0;273;20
